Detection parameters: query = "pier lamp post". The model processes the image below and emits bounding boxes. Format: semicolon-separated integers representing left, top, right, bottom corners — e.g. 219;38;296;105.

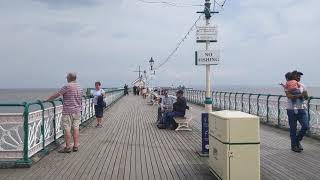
149;57;155;89
149;57;154;71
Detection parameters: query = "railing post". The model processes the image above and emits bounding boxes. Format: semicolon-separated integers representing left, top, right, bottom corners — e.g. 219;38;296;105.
16;102;32;167
277;96;283;127
215;91;218;108
199;91;201;105
241;93;245;112
219;92;223;109
257;94;261;116
80;97;83;124
229;92;232;110
191;90;194;103
90;98;93;118
197;91;200;104
223;92;227;110
211;91;215;110
248;93;253;114
266;95;271;123
307;97;312;131
203;91;206;106
36;100;47;152
49;101;57;143
235;93;238;110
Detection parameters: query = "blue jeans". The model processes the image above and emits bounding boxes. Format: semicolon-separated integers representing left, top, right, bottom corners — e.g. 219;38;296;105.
162;111;184;128
287;109;309;146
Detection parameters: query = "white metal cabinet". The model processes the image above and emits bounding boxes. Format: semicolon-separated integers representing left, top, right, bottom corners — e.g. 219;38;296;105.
209;110;260;180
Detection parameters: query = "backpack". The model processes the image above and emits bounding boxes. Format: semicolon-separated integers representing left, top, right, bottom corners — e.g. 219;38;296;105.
97;96;107;108
157;123;166;129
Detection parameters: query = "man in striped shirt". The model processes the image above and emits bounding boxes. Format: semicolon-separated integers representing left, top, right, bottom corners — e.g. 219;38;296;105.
46;72;83;153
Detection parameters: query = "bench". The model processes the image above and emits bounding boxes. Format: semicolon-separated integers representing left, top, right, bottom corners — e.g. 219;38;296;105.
173;107;193;131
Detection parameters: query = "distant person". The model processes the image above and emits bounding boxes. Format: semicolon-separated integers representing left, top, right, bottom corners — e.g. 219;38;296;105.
160;90;187;130
157;89;174;122
280;72;303;113
142;87;147;99
136;87;140;96
133;86;137;95
46;72;82;153
284;70;309;153
91;81;106;128
124;84;129;96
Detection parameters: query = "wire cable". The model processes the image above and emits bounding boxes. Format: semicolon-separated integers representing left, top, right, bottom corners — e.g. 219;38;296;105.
155;15;202;70
150;0;229;70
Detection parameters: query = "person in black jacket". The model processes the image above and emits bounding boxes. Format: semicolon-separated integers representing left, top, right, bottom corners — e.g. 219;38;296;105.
160;90;187;130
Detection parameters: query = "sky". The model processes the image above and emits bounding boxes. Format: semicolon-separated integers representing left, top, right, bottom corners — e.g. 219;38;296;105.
0;0;319;89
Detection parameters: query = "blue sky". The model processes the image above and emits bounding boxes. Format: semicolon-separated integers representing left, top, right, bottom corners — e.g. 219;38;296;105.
0;0;319;88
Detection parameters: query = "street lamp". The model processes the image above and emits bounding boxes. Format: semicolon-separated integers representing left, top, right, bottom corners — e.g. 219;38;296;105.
149;57;154;71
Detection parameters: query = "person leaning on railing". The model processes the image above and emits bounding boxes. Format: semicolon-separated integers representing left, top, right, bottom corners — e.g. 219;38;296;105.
284;70;309;153
46;72;83;153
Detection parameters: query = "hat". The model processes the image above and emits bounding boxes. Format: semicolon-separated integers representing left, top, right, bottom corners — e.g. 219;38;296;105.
292;70;303;75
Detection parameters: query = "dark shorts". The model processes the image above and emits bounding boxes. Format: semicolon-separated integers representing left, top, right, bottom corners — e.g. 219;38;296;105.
94;105;104;118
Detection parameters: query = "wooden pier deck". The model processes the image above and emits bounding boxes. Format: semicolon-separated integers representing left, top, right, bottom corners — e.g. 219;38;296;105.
1;95;320;180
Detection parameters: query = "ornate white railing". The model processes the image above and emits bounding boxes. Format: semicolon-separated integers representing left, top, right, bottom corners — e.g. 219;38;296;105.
0;89;124;166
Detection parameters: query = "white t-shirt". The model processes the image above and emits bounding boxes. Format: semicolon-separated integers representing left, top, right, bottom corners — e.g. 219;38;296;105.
286;83;307;110
91;89;105;105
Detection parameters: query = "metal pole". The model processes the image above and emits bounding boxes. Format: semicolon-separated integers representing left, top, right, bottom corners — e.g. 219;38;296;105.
204;0;212;113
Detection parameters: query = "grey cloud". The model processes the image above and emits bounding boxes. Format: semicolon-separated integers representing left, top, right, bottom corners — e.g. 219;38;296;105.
34;0;123;9
34;0;101;9
112;32;128;39
40;22;87;36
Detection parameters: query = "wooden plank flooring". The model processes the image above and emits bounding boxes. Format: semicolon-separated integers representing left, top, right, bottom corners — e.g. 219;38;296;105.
1;95;320;180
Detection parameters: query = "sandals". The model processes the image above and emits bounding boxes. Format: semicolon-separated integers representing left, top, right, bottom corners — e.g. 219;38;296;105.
58;146;79;153
58;147;72;153
73;146;79;152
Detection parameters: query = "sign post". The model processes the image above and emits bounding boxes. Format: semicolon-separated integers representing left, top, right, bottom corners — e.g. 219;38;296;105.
195;50;220;65
196;0;220;157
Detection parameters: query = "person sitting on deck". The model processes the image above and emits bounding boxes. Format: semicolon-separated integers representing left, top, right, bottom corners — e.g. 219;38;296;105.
160;90;188;130
157;89;174;122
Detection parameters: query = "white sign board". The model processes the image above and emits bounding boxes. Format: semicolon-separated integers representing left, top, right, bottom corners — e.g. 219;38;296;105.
196;26;218;43
195;50;220;65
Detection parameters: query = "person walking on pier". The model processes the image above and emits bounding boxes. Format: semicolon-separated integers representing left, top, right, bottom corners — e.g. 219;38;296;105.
124;84;129;96
284;70;309;153
46;72;82;153
91;81;106;128
133;85;137;95
136;87;140;96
